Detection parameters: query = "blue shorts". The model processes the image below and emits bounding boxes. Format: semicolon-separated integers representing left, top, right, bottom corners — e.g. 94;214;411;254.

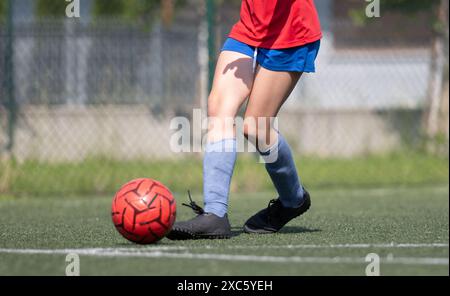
221;38;320;73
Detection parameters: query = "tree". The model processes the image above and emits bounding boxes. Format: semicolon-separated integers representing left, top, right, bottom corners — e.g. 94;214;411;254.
0;0;5;21
352;0;449;152
161;0;174;26
92;0;184;26
35;0;68;17
92;0;125;17
33;0;183;25
389;0;449;152
423;0;449;153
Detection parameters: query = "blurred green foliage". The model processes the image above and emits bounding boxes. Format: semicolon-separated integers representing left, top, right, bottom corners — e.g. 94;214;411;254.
381;0;440;13
92;0;159;20
349;0;441;27
34;0;185;23
35;0;68;17
92;0;187;25
0;0;6;21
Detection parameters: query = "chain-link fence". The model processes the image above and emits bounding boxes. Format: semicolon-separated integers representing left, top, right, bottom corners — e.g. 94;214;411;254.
0;0;448;196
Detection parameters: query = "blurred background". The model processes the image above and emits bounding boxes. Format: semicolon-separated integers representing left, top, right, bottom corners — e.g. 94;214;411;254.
0;0;448;197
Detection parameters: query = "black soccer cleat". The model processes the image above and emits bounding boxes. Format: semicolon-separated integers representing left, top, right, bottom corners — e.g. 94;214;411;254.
243;189;311;234
167;192;232;240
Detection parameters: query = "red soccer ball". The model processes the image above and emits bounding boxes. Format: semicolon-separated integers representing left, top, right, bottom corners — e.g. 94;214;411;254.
111;178;176;244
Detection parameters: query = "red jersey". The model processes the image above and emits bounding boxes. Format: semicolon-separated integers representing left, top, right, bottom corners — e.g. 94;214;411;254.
229;0;322;49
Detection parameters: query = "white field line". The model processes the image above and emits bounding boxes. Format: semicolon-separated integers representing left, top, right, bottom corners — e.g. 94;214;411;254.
201;243;450;250
0;243;448;253
0;248;448;266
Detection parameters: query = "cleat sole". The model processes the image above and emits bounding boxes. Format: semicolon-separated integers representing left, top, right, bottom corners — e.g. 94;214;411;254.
167;227;231;240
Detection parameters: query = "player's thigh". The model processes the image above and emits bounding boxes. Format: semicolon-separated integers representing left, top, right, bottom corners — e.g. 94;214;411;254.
244;66;301;145
245;66;301;119
208;50;254;118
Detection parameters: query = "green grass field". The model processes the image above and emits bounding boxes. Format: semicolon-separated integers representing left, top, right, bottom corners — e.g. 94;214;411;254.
1;152;448;196
0;185;448;276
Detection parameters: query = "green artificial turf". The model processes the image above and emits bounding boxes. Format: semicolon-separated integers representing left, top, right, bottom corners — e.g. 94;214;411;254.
0;185;448;276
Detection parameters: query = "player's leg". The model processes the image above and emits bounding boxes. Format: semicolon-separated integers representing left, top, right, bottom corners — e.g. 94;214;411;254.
168;49;254;240
243;66;310;234
203;50;254;217
243;67;301;151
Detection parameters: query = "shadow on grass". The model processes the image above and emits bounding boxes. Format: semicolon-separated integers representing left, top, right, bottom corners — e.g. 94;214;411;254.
230;226;321;237
114;227;322;244
279;226;322;234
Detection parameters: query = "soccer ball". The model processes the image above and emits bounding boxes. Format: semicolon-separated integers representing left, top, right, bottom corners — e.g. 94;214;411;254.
111;178;176;244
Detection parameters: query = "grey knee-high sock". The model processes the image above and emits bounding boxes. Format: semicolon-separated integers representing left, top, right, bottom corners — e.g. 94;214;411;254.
203;139;237;217
260;133;305;208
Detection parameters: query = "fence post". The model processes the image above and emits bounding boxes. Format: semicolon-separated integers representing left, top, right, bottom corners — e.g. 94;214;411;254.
206;0;216;92
4;0;16;155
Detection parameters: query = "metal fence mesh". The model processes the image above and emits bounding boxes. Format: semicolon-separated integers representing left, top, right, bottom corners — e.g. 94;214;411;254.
0;0;448;196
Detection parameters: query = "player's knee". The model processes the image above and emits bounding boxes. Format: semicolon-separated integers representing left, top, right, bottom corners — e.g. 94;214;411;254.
243;115;275;150
207;93;221;118
208;93;235;118
243;116;258;143
243;124;256;140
